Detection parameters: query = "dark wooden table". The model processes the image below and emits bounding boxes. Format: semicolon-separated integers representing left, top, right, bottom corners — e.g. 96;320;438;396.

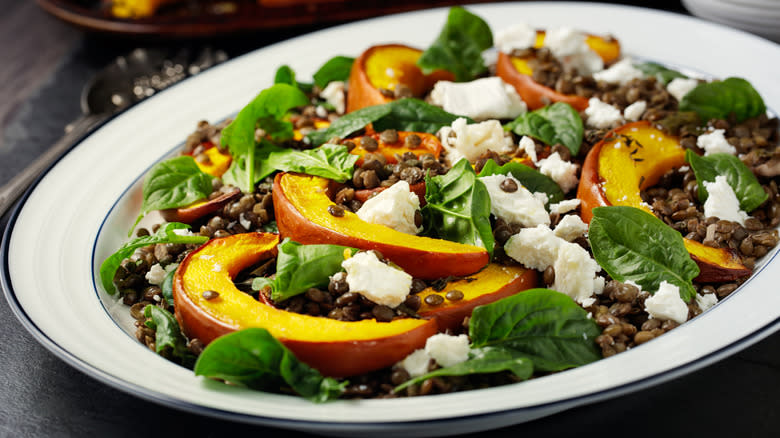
2;1;780;437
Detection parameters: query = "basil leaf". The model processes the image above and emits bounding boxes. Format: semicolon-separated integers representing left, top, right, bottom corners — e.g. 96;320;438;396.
313;56;354;89
221;140;284;189
194;328;346;402
416;6;493;82
161;267;176;307
131;156;213;234
686;150;768;212
143;305;195;367
679;77;766;123
274;65;313;93
100;223;207;295
469;289;601;371
265;143;358;183
634;62;687;85
221;84;309;192
504;102;583;156
589;206;700;301
394;346;533;392
423;159;494;256
306;98;468;146
478;159;564;206
252;238;356;302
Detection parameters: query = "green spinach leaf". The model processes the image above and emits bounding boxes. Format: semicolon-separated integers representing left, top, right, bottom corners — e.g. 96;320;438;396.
634;62;687;85
685;150;768;212
504;102;584;156
161;267;176;307
221;139;284;189
313;56;354;89
423;159;494;256
221;84;309;192
679;77;766;123
194;328;346;402
394;346;533;392
588;206;700;301
100;223;207;295
252;238;356;302
469;289;602;371
478;159;564;206
131;156;213;234
265;143;358;183
416;6;493;82
144;305;196;367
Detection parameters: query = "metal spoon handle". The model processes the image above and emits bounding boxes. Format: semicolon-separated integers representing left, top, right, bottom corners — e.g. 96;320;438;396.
0;113;108;216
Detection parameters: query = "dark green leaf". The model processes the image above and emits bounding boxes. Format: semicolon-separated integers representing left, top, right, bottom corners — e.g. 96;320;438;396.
252;238;356;302
262;221;279;233
306;103;392;146
100;223;207;295
143;305;196;367
588;206;700;301
274;65;313;93
394;346;533;392
161;267;176;307
417;6;493;82
504;103;583;156
679;77;766;123
423;159;494;256
132;156;213;234
265;143;358;182
221;84;309;192
634;62;687;85
313;56;354;89
221;140;285;189
469;289;602;371
477;159;564;206
685;150;768;212
194;328;346;402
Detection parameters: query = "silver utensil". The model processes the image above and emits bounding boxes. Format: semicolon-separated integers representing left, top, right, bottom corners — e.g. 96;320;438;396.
0;47;227;216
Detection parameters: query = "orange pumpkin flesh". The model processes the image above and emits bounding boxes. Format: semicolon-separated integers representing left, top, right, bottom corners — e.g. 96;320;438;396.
160;188;241;224
273;172;489;279
172;232;438;377
186;142;232;178
496;52;589;111
576;121;751;282
349;131;443;166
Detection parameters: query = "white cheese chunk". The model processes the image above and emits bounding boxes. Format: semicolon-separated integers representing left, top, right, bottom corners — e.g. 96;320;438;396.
697;129;736;156
504;224;561;271
696;293;718;312
519;135;538;163
145;263;167;285
703;175;749;225
584;97;623;129
644;281;689;324
356;181;422;234
479;174;551;227
549;198;581;214
667;77;699;102
495;22;538;53
544;27;604;75
554;214;588;241
537;152;579;193
440;118;515;163
342;251;412;308
623;100;647;122
398;349;432;378
593;58;644;85
424;334;470;367
319;80;346;114
430;77;527;121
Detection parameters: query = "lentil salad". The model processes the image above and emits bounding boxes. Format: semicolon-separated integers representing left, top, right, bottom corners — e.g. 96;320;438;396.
102;6;780;401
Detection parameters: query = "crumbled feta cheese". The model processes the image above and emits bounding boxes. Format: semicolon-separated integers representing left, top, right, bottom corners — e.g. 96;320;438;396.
398;349;432;377
584;97;623;129
342;251;412;307
356;181;422;234
145;263;167;285
479;174;551;227
544;27;604;75
495;22;537;53
623;100;647;122
505;224;602;305
644;281;689;324
697;129;736;156
554;214;588;241
533;191;549;206
703;175;748;225
172;228;193;236
424;334;470;367
696;293;718;312
549;198;581;214
319;80;346;114
430;77;527;121
537;152;579;193
440;118;515;163
593;58;644;85
666;77;699;102
519;135;538;163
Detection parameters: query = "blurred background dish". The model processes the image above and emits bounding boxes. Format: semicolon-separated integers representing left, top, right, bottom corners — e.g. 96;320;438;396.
682;0;780;42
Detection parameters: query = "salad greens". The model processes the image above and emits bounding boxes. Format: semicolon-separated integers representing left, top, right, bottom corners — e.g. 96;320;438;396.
504;102;584;156
686;150;768;212
680;77;766;123
478;159;565;206
144;305;196;367
633;61;687;85
265;143;358;183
